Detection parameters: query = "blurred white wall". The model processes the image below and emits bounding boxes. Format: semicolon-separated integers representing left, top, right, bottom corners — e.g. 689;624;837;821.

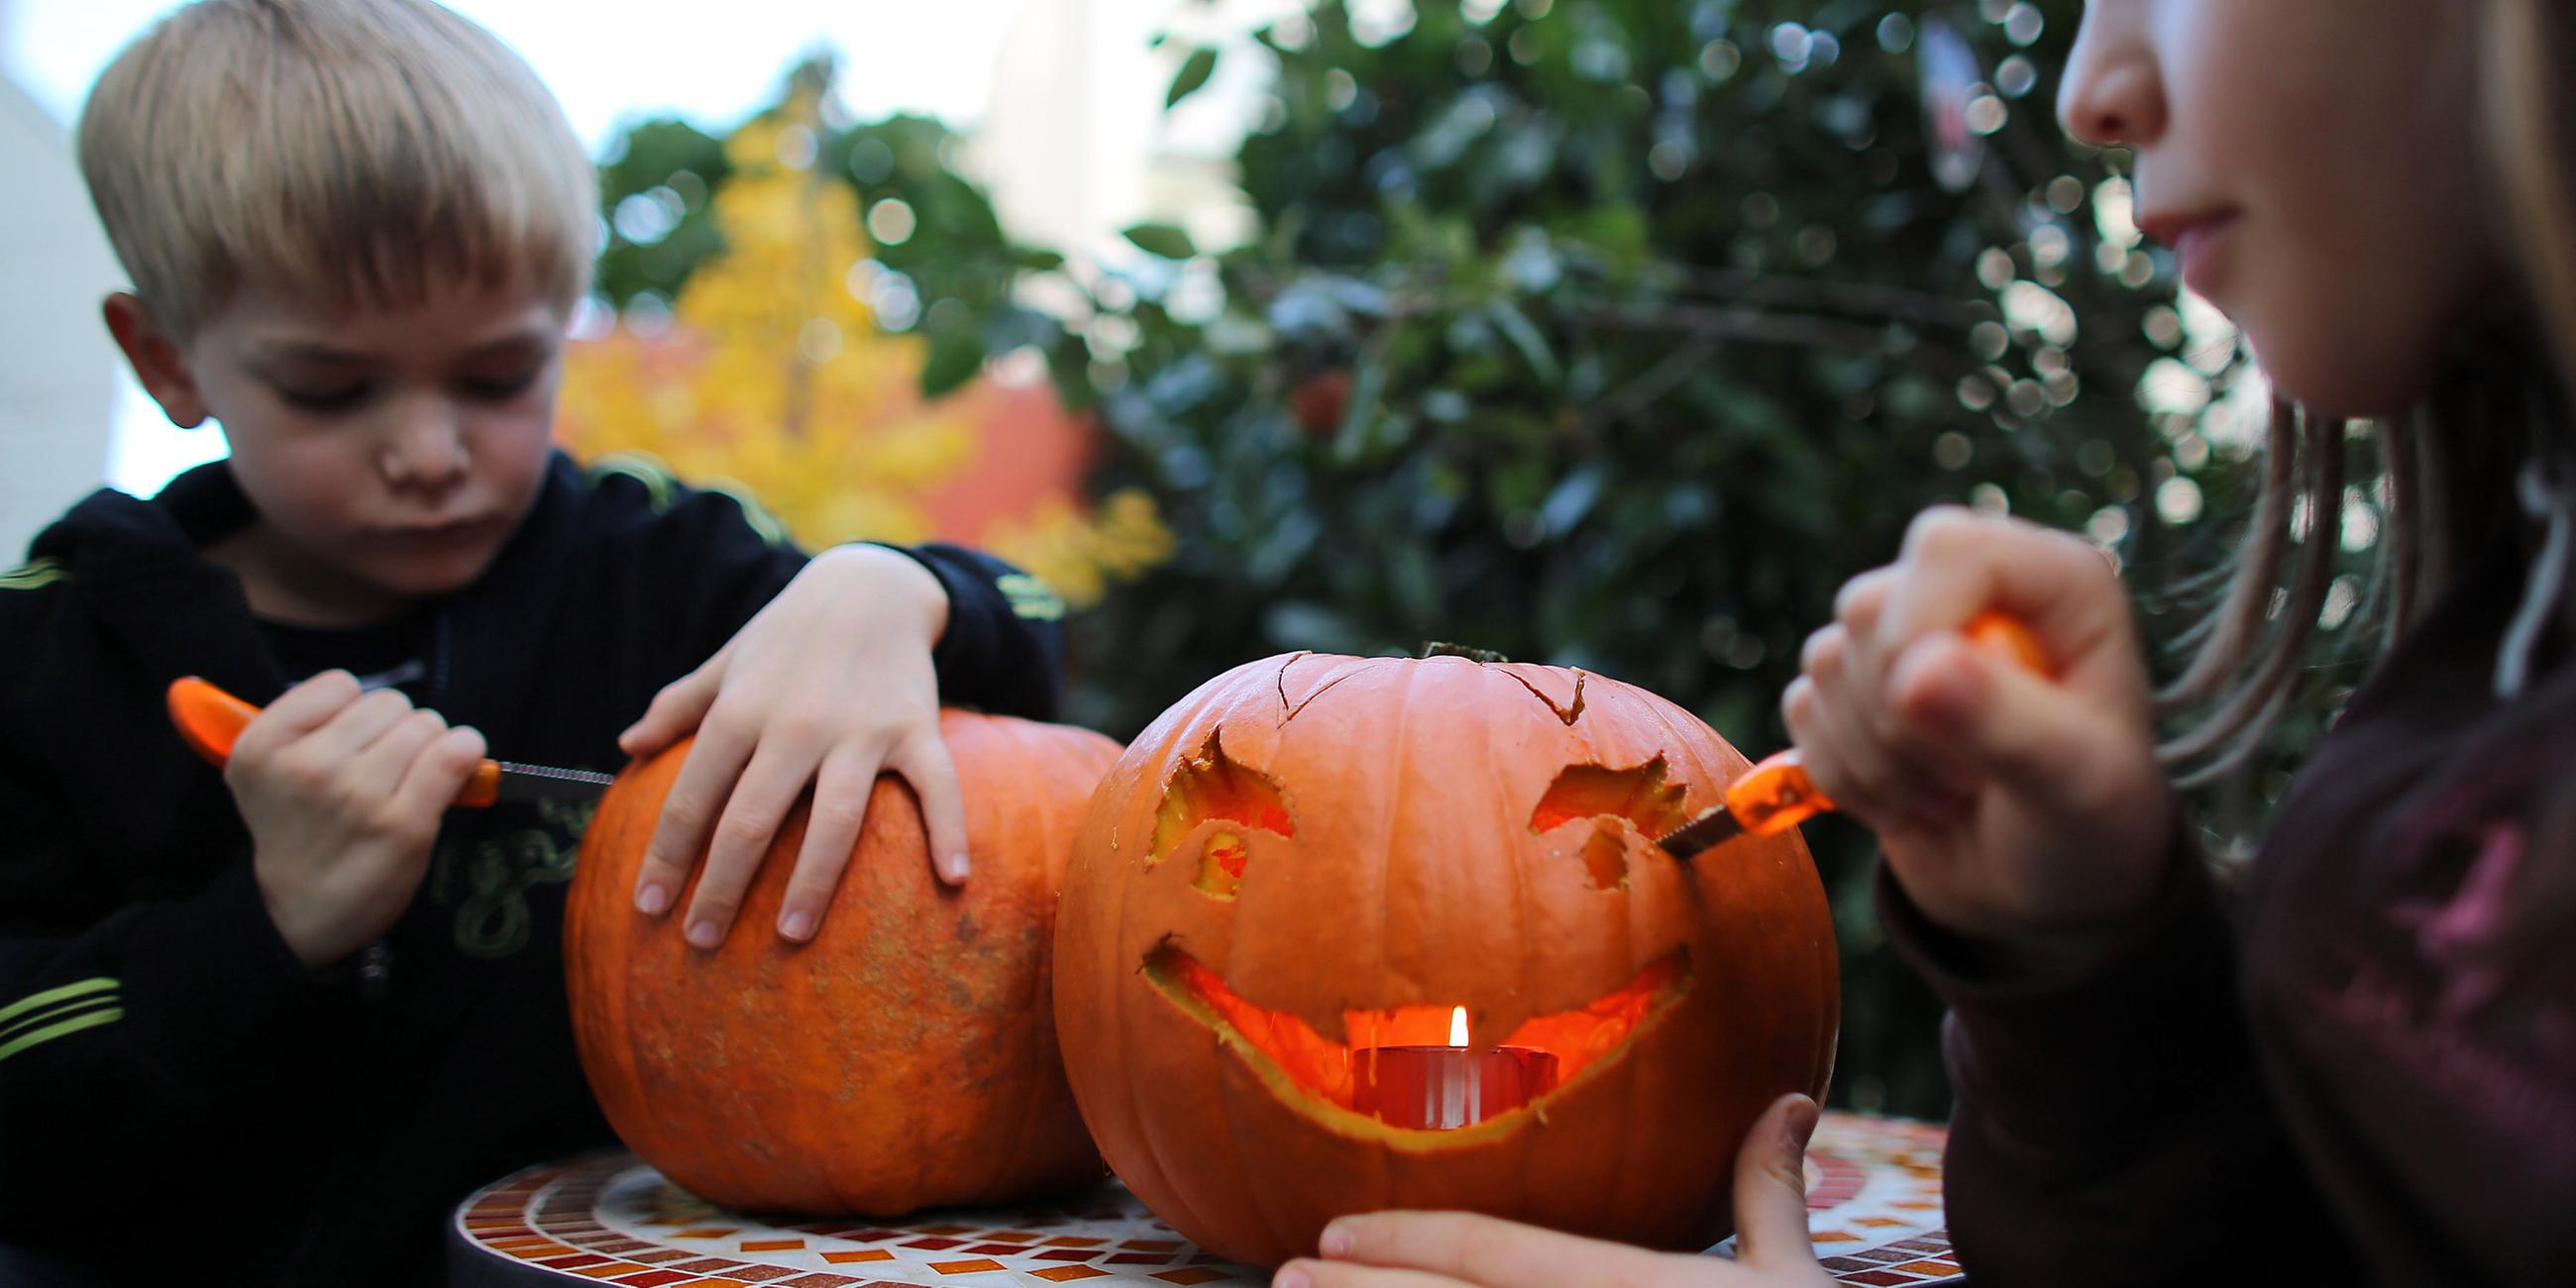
0;0;120;560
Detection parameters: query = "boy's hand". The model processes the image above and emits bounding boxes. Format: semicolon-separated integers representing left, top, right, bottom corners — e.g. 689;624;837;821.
1782;506;2173;975
227;670;486;969
618;544;960;948
1272;1094;1831;1288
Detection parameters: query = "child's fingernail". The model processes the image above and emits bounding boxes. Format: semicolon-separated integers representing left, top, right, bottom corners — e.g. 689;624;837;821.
1788;1095;1821;1149
686;918;721;949
1319;1223;1352;1257
780;911;815;942
944;852;972;882
1273;1267;1311;1288
635;883;671;915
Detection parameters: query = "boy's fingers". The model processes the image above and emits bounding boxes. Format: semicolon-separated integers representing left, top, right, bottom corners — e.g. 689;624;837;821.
775;747;882;942
631;727;752;919
679;738;810;949
392;725;487;821
1316;1212;1677;1288
891;730;970;885
1730;1093;1823;1273
250;669;364;736
620;661;722;757
286;688;420;779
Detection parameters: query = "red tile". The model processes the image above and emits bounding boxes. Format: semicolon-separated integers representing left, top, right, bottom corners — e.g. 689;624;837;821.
778;1275;862;1287
611;1272;697;1287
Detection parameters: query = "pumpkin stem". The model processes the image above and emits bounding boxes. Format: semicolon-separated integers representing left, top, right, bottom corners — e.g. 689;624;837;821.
1420;641;1511;663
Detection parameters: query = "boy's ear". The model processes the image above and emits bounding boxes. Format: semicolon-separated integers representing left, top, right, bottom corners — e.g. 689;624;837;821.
102;293;212;429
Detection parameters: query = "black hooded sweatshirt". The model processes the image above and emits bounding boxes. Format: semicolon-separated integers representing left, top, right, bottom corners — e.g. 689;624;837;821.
0;451;1067;1285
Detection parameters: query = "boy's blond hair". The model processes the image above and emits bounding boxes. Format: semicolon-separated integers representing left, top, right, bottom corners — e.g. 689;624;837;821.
76;0;596;338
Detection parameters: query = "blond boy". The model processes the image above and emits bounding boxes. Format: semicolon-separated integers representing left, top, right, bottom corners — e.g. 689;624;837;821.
0;3;1064;1282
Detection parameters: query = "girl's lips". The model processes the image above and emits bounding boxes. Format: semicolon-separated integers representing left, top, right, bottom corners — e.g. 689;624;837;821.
2140;210;2241;294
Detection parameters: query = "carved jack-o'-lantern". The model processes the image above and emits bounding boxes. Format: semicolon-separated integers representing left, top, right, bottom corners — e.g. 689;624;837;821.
1053;653;1839;1266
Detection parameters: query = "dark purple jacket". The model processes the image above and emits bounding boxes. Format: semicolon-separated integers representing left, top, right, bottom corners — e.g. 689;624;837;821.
1883;530;2576;1286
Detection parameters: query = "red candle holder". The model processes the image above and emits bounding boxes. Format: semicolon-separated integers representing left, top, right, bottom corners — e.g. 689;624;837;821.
1352;1045;1558;1129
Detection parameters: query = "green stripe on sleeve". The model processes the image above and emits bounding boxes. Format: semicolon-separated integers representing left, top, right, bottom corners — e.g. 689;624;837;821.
0;977;116;1028
0;1005;122;1065
0;557;66;590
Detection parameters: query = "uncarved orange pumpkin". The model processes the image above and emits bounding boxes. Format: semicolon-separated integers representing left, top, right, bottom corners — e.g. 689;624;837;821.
567;710;1122;1216
1053;653;1839;1266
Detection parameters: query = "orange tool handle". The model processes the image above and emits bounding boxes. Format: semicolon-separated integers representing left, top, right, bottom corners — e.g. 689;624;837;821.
1724;612;2051;838
164;677;501;806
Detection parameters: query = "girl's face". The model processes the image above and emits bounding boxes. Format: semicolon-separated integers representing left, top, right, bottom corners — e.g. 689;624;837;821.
2061;0;2503;417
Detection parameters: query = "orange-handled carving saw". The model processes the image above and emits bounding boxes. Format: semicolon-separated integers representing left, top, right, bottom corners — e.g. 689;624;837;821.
166;676;615;807
1655;611;2051;859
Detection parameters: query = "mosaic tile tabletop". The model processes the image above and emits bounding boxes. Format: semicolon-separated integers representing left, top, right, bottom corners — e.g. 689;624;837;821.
450;1112;1961;1287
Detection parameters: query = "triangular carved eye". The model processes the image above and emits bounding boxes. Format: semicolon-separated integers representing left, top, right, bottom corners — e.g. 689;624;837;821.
1528;756;1691;890
1153;728;1292;898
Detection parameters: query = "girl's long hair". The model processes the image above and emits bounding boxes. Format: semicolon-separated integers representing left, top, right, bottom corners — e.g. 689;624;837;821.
2157;0;2575;967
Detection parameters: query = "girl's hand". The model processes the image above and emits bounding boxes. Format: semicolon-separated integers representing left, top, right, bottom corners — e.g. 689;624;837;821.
1273;1094;1831;1288
617;544;963;948
1783;506;2173;973
227;670;486;968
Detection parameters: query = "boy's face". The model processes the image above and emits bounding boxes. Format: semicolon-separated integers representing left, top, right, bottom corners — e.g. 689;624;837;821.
112;274;566;622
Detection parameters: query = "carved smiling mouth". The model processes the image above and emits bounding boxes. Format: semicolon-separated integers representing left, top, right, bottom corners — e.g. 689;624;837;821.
1144;943;1690;1134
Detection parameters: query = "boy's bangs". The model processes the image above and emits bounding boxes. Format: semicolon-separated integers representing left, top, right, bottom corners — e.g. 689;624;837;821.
78;0;596;335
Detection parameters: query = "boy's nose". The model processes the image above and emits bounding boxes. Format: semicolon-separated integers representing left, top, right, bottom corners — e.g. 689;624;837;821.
380;406;471;489
2058;7;2167;148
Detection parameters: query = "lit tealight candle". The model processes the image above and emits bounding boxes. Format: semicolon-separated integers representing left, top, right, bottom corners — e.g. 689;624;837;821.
1353;1007;1559;1129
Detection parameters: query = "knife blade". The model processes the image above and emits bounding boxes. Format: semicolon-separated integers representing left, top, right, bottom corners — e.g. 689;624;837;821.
1656;611;2051;860
166;676;615;807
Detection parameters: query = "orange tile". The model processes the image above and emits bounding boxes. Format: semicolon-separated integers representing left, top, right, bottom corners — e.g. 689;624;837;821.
1896;1261;1962;1275
931;1258;1008;1275
1811;1230;1862;1242
1853;1218;1908;1228
1032;1270;1112;1283
822;1249;896;1264
572;1264;636;1279
739;1238;805;1252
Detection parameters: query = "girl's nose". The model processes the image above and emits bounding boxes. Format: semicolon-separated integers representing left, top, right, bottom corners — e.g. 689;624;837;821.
2058;8;2167;148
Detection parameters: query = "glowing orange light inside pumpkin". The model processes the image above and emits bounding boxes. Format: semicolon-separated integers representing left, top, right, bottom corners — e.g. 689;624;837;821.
1148;945;1682;1130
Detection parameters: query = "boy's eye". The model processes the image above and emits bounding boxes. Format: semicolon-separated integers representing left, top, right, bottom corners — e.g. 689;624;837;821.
459;370;541;401
275;382;370;412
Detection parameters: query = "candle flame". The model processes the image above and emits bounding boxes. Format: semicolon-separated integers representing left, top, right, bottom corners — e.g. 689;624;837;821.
1449;1006;1468;1048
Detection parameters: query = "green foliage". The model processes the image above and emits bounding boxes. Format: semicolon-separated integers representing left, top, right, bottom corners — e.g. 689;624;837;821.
1042;0;2260;1119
